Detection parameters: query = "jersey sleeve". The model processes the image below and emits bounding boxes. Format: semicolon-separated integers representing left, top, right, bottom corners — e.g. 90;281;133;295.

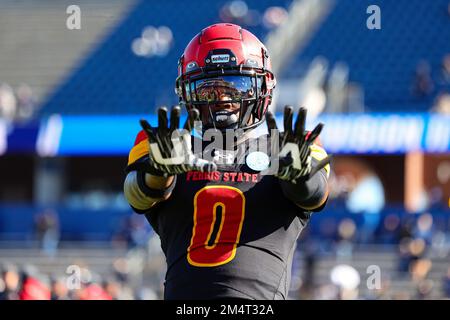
310;143;330;179
305;134;330;178
125;130;150;173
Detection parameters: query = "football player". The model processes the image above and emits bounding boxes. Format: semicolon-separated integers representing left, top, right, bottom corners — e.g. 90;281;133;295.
124;23;330;300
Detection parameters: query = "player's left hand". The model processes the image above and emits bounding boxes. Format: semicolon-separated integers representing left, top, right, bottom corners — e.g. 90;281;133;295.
266;105;331;183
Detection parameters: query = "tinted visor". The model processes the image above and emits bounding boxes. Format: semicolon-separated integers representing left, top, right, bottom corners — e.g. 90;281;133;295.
186;75;261;103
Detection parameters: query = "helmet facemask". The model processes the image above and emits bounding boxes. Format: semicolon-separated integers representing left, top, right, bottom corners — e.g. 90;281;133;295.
177;69;271;132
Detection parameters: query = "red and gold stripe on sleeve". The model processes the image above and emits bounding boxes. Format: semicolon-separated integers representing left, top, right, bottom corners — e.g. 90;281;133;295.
310;143;330;178
127;130;149;166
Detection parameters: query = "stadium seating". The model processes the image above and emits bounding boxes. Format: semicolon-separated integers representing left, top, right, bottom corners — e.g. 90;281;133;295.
283;0;450;111
1;203;448;242
39;0;450;115
40;0;292;115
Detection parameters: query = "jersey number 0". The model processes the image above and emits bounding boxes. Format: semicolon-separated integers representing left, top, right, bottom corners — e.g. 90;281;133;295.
187;186;246;267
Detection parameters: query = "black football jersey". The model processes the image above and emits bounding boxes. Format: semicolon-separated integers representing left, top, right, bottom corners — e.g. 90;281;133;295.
127;132;328;300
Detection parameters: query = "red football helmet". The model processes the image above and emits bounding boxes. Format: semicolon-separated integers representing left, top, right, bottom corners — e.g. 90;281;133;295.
175;23;276;131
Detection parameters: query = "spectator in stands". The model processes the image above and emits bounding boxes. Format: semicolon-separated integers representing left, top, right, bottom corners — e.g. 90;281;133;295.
19;265;51;300
398;235;429;276
399;216;415;242
112;258;130;284
398;238;412;273
136;287;159;300
331;158;385;243
412;60;434;99
103;278;121;300
397;215;421;274
432;92;450;114
377;213;401;245
391;290;411;300
262;6;289;29
346;175;384;243
441;54;450;84
443;266;450;298
70;270;111;300
413;213;435;245
336;218;356;259
329;264;360;300
34;208;60;257
317;217;338;251
219;1;260;27
50;276;69;300
82;283;112;300
103;277;134;300
416;279;434;300
410;257;432;281
15;83;36;122
113;215;151;250
315;284;339;300
0;264;20;300
363;278;391;300
298;240;318;299
0;83;17;122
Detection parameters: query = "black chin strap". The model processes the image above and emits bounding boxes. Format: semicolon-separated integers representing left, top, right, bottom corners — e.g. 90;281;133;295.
205;106;239;130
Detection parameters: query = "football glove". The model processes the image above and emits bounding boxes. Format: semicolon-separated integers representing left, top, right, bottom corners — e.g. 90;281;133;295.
140;106;217;177
266;105;331;183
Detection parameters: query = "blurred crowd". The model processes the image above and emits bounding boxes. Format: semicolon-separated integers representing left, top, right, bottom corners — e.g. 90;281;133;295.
0;206;164;300
219;0;288;29
0;212;163;300
292;208;450;300
0;257;160;300
0;82;37;123
1;204;447;300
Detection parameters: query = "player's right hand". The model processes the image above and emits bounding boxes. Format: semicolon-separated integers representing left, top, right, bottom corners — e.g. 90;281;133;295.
140;106;217;177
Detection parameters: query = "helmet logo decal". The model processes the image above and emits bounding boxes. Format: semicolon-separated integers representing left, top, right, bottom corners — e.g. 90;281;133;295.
245;59;258;67
186;61;198;72
211;54;230;64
